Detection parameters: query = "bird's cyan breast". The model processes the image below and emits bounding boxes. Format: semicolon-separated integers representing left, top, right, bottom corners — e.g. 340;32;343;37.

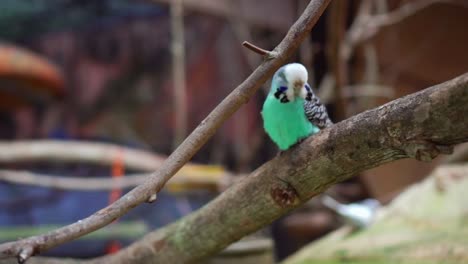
262;95;315;150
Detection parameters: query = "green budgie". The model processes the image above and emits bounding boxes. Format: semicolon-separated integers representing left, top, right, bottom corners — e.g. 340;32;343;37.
262;63;332;150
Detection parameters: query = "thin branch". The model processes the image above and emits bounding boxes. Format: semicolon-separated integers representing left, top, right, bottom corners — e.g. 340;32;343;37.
0;140;165;171
152;0;294;31
0;0;332;261
0;170;225;191
171;0;188;149
345;0;468;56
369;0;468;29
337;0;371;117
326;0;349;119
336;0;468;117
0;140;226;180
242;41;273;57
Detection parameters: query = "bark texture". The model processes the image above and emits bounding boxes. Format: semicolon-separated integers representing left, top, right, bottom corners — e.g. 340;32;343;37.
0;72;467;264
96;74;468;263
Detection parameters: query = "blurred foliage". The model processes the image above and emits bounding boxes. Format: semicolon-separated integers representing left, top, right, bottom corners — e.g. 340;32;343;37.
0;221;147;241
284;165;468;264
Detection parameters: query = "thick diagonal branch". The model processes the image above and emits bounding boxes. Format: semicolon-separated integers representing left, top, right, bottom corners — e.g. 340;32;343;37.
0;63;466;264
0;0;332;261
97;73;468;263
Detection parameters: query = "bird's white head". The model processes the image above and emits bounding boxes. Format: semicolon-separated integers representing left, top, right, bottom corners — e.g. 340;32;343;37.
284;63;308;87
284;63;309;100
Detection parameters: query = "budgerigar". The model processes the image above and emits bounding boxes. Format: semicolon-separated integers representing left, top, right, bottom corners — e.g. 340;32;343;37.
261;63;332;150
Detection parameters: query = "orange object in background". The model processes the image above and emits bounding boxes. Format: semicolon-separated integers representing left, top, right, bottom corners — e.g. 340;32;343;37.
109;150;124;204
0;44;65;111
106;150;124;254
106;241;123;255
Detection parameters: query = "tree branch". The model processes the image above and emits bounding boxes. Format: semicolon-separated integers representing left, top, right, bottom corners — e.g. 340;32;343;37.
242;41;274;57
96;73;468;263
367;0;468;30
335;0;468;116
0;140;227;191
0;140;166;171
171;0;188;148
0;170;225;191
343;0;468;59
0;0;332;261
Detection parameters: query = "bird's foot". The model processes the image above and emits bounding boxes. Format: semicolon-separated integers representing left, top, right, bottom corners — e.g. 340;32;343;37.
277;138;308;156
290;137;308;149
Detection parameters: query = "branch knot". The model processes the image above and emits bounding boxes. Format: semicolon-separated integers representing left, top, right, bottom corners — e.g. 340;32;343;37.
271;182;299;208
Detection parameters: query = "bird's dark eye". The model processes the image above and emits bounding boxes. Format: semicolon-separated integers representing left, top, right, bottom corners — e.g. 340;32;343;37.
279;86;288;92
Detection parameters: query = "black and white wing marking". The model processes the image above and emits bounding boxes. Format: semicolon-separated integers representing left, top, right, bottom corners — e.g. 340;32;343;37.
303;84;333;129
274;86;290;103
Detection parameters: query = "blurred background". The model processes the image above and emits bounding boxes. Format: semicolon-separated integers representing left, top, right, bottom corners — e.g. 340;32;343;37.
0;0;467;262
